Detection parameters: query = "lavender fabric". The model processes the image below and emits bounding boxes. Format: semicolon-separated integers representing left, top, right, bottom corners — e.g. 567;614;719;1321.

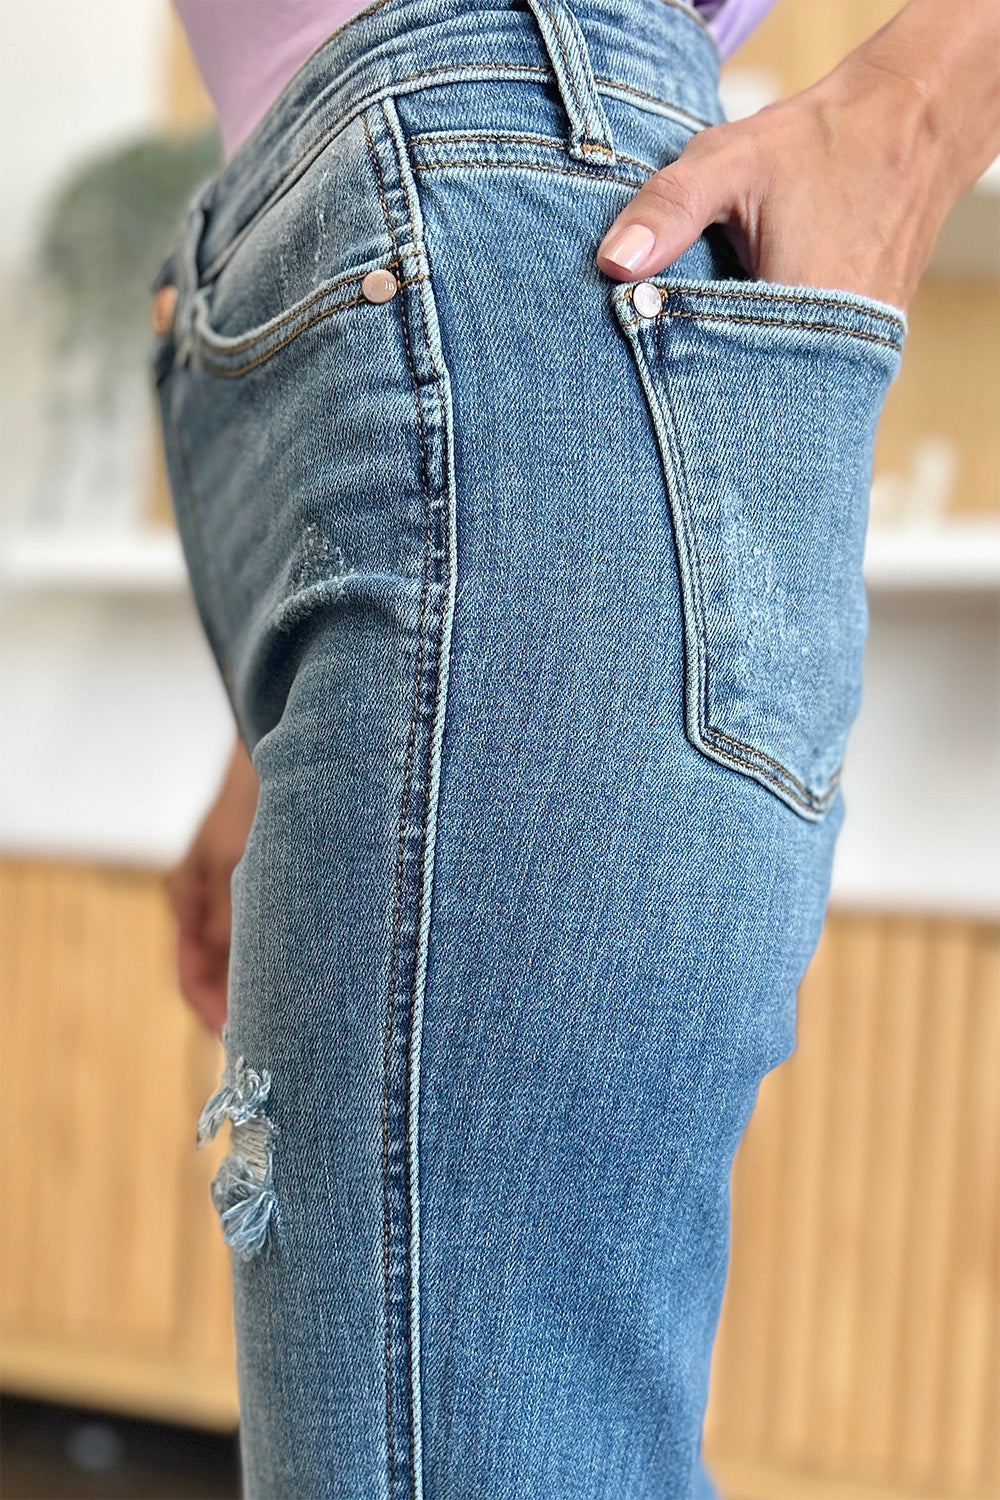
174;0;779;160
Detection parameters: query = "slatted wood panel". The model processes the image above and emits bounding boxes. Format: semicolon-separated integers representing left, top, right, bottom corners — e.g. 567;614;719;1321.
2;858;997;1498
0;858;237;1429
705;912;1000;1500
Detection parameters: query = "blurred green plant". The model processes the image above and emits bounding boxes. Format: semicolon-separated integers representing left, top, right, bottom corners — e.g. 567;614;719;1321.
37;126;222;358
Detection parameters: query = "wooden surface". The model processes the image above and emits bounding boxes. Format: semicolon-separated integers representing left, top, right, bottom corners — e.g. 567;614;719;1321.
0;859;236;1430
2;857;997;1499
725;0;903;99
874;279;1000;520
162;4;213;136
705;910;1000;1500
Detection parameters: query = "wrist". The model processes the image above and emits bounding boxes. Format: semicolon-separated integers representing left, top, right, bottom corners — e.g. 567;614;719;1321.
835;0;1000;212
224;735;259;805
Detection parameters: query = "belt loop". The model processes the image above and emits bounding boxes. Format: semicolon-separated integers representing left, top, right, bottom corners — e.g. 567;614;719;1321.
524;0;617;165
169;179;214;368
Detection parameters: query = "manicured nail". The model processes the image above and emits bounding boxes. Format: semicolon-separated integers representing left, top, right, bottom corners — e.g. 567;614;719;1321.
598;222;656;273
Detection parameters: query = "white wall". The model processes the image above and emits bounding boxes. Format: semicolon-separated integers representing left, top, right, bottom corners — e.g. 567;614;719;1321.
0;0;167;266
0;0;233;863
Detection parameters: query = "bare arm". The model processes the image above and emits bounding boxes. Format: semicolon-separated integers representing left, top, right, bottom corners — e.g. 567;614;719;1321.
596;0;1000;311
165;734;259;1037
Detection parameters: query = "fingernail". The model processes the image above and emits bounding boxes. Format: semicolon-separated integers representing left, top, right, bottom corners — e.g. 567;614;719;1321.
598;222;656;273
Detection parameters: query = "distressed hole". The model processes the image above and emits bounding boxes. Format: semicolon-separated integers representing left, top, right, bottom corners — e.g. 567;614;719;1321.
196;1053;279;1260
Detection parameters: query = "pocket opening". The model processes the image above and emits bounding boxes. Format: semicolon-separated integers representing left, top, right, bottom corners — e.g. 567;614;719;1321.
190;253;419;377
617;274;907;351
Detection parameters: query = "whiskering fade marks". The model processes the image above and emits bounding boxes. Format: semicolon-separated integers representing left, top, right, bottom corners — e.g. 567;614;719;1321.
196;1052;280;1259
290;528;354;599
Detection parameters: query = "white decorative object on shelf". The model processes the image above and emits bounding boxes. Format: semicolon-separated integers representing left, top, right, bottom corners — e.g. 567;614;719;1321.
869;434;959;527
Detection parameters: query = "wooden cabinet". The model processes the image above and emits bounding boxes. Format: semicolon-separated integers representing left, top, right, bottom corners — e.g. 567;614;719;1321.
2;862;996;1496
706;911;999;1500
0;859;237;1431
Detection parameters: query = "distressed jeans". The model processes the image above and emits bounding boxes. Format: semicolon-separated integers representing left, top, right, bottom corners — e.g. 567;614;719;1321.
149;1;907;1495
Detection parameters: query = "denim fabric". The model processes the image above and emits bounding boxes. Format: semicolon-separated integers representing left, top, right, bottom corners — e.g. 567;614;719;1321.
149;2;907;1496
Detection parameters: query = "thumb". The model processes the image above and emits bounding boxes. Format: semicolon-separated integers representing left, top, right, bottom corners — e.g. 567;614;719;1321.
596;129;739;281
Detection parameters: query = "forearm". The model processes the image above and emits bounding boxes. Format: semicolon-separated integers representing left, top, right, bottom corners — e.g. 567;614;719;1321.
221;733;259;818
832;0;1000;212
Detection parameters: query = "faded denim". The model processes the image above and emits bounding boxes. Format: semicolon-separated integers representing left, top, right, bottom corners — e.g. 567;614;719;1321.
149;1;907;1496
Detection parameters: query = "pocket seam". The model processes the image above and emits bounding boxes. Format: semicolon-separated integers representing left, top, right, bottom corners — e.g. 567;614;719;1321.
412;156;650;191
197;255;402;354
700;728;840;812
614;277;907;348
667;353;843;817
645;304;904;353
407;128;659;176
194;266;428;377
663;335;840;815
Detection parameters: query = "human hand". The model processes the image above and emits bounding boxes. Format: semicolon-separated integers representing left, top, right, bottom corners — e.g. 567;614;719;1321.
597;0;1000;313
165;736;259;1037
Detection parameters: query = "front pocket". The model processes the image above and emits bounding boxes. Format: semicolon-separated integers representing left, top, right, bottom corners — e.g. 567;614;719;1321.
153;94;454;751
191;254;413;377
195;109;397;340
611;273;907;821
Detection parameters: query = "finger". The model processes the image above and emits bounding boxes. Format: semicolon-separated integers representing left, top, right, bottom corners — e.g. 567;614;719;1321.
171;876;208;945
165;852;205;920
596;131;739;281
184;972;228;1040
204;993;229;1040
176;934;229;1034
189;975;228;1039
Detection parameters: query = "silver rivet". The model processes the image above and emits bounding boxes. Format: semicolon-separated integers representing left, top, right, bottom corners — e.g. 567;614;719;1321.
632;282;662;319
361;268;398;304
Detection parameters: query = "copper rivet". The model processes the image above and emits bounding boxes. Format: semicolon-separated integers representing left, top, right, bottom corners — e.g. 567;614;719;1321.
361;268;399;304
152;284;178;336
632;282;663;319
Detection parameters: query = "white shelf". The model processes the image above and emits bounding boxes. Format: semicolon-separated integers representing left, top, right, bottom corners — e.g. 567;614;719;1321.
0;527;187;593
3;521;998;597
863;520;1000;593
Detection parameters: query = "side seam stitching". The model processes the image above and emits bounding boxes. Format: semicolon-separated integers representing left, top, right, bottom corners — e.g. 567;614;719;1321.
381;93;458;1500
362;105;431;1500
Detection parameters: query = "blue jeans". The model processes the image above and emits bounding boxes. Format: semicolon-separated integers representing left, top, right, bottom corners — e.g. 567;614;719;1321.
150;2;907;1495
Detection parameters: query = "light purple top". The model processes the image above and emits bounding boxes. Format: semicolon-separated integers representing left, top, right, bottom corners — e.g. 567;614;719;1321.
175;0;778;161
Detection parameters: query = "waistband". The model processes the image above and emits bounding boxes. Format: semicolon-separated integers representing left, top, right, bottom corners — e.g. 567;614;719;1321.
161;0;722;293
